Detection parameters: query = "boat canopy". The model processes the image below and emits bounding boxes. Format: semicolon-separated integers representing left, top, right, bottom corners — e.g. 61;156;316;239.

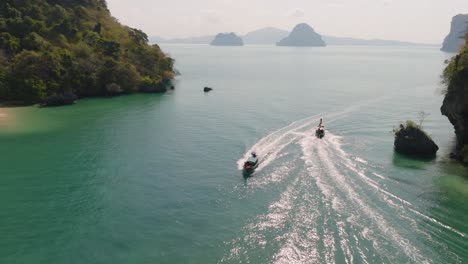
247;156;258;163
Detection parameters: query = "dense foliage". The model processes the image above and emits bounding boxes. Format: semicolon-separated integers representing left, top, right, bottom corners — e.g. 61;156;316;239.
0;0;174;104
442;35;468;94
393;120;429;138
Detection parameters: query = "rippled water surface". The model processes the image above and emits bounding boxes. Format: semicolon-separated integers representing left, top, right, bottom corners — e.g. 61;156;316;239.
1;45;467;263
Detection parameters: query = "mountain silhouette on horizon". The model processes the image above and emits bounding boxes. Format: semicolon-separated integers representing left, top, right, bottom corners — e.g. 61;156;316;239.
276;23;326;47
150;27;434;47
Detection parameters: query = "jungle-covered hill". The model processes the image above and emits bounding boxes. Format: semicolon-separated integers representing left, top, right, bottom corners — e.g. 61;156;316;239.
442;32;468;162
0;0;174;105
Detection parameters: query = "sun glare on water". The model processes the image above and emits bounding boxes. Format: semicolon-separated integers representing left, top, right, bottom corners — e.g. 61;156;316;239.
0;110;11;125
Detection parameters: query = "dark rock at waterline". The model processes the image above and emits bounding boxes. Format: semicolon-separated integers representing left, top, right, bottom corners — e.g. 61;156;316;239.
394;124;439;156
450;152;462;160
140;85;166;93
105;83;124;96
204;87;213;92
140;80;171;93
42;93;78;107
449;147;468;164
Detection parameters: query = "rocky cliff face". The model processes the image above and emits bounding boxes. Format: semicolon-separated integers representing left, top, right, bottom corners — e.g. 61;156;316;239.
441;69;468;144
441;14;468;52
210;33;244;46
441;37;468;161
277;23;326;47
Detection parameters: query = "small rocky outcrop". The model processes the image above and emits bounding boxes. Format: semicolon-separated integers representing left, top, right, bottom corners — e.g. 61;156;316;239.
204;87;213;92
210;33;244;46
393;121;439;156
441;14;468;52
277;23;326;47
42;93;78;107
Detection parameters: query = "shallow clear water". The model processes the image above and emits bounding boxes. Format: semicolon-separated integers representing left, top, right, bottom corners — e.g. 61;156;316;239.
0;45;467;263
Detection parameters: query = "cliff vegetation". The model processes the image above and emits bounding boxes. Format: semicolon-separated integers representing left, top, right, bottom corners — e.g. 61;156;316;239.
0;0;174;105
441;31;468;162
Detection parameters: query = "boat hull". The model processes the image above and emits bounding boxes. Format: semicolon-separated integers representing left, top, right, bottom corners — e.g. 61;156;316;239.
316;129;325;139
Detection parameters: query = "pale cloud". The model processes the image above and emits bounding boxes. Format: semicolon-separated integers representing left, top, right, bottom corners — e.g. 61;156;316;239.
200;10;223;24
106;0;468;44
327;2;345;9
287;8;305;18
382;0;392;6
327;1;345;9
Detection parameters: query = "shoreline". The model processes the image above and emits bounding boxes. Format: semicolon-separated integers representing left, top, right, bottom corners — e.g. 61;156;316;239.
0;88;174;108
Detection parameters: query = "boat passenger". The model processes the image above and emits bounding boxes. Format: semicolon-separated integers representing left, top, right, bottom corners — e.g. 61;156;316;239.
318;118;324;129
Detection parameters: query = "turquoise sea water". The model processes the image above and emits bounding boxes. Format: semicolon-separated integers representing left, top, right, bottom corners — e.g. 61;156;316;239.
0;45;467;263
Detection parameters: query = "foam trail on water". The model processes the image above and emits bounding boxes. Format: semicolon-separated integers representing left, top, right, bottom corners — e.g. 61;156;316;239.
325;134;468;239
237;99;382;172
300;136;388;262
300;134;431;263
237;113;322;171
236;97;389;172
372;172;386;180
221;175;304;263
225;98;464;262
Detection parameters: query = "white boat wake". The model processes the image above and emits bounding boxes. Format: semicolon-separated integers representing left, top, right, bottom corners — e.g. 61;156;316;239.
223;107;466;263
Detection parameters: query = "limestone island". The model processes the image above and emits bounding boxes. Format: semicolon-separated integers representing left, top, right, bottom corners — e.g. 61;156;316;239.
0;0;174;107
441;33;468;163
441;14;468;53
210;33;244;46
277;23;326;47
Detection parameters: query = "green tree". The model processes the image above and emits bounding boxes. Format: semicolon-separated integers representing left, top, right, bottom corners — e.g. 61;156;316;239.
0;33;21;55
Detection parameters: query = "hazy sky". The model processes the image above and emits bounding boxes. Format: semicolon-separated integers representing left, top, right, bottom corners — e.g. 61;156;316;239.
106;0;468;44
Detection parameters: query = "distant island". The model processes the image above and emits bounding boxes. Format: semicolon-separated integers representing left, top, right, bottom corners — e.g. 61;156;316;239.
150;35;214;45
0;0;174;106
151;27;432;47
441;14;468;52
321;36;434;46
210;33;244;46
277;23;326;47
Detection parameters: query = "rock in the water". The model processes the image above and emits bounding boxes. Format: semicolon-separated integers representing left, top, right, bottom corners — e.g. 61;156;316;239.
43;93;78;107
210;33;244;46
441;14;468;52
277;23;326;47
204;87;213;92
394;122;439;156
